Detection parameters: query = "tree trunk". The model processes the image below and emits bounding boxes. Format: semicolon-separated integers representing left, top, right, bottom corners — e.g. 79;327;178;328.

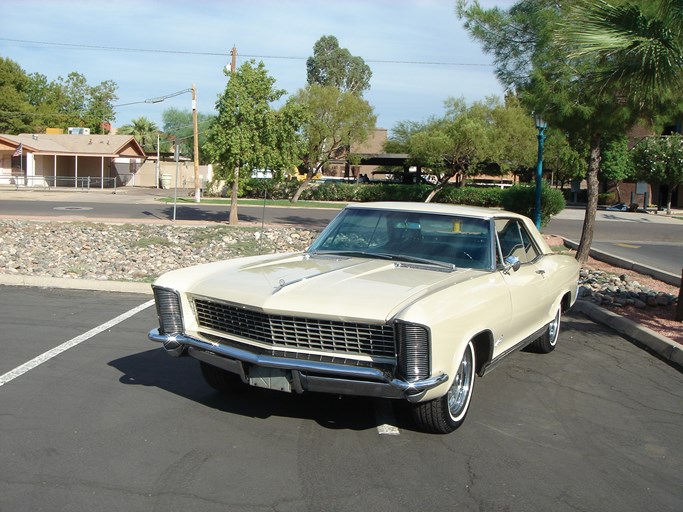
575;133;601;265
229;165;239;225
291;178;312;203
424;176;452;203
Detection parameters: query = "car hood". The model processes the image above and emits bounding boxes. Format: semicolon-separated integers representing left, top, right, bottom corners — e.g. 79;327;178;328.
156;252;487;323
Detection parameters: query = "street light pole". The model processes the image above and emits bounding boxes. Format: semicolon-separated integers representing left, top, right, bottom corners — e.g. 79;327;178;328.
534;115;547;230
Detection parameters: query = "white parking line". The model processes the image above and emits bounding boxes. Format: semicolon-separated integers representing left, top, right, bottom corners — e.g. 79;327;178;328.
375;400;401;435
0;300;155;388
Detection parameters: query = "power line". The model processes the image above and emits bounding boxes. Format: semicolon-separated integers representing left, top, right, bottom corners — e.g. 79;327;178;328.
113;88;193;108
0;37;492;68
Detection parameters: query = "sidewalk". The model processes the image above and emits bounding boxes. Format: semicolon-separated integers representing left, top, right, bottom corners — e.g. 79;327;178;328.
0;184;167;204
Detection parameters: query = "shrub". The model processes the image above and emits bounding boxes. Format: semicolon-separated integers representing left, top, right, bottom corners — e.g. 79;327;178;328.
500;184;565;226
435;186;504;207
598;192;617;205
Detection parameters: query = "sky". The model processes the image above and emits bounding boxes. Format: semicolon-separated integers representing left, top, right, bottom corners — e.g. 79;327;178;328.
1;0;517;136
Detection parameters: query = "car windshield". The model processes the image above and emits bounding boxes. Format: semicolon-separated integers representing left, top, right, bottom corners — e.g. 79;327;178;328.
308;208;493;270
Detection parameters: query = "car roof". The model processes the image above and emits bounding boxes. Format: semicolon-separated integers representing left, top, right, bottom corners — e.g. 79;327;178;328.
345;201;528;221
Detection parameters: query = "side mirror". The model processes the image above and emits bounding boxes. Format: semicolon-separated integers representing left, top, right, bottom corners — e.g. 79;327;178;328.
503;255;521;273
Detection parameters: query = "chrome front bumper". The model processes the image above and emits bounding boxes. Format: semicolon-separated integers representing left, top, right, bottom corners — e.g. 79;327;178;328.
148;329;448;402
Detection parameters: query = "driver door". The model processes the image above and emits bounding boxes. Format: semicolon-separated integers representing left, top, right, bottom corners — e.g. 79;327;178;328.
494;218;551;355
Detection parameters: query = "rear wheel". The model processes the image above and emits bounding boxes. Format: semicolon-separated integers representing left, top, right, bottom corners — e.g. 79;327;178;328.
411;341;476;434
199;362;246;393
529;306;561;354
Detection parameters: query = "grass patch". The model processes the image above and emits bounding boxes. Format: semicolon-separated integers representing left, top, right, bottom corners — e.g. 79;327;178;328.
133;236;171;248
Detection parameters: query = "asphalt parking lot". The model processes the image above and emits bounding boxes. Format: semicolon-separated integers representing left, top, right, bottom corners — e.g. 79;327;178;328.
1;286;682;512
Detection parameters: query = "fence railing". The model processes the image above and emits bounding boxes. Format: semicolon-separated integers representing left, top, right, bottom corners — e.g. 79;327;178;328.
2;176;118;191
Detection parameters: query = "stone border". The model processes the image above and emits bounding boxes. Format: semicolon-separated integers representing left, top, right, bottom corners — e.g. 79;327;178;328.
0;274;152;295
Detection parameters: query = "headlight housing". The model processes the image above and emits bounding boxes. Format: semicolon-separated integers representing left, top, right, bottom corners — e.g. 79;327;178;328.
152;286;184;334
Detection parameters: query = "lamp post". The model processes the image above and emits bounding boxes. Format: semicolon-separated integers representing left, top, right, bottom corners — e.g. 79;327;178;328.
534;114;547;230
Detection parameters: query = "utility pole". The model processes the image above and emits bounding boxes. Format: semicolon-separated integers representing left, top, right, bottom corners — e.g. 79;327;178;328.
229;46;239;225
192;84;200;203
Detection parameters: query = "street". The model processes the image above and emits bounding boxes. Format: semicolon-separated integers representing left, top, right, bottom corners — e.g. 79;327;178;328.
1;286;681;512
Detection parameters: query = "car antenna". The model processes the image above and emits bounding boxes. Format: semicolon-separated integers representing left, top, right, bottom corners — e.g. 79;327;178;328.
258;185;267;255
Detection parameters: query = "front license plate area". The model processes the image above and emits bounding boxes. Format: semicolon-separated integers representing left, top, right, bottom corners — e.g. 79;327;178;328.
248;366;291;393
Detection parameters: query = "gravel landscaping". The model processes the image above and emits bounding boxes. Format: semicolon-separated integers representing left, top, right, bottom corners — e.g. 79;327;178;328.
1;219;679;343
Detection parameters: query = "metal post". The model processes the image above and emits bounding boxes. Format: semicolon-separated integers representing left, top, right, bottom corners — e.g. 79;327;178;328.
676;269;683;321
192;84;200;202
534;116;547;229
173;142;179;223
156;133;160;189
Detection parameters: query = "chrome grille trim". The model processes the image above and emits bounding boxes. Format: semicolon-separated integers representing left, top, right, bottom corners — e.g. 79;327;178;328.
152;286;184;334
396;322;430;381
192;297;396;358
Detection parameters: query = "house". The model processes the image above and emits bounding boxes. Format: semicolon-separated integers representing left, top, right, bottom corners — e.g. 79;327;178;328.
0;133;146;189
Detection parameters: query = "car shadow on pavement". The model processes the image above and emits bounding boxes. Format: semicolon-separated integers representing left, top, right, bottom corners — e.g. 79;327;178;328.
159;206;231;223
108;348;386;432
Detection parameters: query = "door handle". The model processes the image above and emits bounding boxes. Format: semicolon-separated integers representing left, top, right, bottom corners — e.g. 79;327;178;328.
536;269;546;276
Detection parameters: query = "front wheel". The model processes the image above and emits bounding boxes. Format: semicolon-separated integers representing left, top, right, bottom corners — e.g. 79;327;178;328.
411;341;476;434
529;306;561;354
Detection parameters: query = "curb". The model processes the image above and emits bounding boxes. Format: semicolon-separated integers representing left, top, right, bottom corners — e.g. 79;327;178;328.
0;274;152;295
562;239;680;287
573;300;682;369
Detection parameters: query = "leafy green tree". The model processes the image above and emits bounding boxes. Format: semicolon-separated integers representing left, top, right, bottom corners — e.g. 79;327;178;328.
458;0;641;264
87;79;117;134
0;58;118;134
206;60;303;224
387;96;538;202
542;128;586;189
116;117;160;152
0;57;33;133
600;135;635;202
631;134;683;214
162;107;215;163
288;84;376;202
306;35;372;95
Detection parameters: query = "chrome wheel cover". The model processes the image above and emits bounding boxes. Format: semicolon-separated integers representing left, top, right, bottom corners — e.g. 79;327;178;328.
447;344;474;420
548;309;561;346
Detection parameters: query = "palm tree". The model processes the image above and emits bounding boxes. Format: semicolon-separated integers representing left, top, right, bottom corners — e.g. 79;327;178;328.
117;116;160;152
560;0;683;101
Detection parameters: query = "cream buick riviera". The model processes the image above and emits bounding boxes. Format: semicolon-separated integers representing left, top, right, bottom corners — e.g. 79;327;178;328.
149;202;579;433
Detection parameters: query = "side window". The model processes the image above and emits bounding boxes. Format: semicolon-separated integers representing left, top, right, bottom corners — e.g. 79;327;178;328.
495;219;540;264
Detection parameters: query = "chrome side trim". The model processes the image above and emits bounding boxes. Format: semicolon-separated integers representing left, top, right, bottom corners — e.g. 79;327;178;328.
479;323;547;376
148;328;447;400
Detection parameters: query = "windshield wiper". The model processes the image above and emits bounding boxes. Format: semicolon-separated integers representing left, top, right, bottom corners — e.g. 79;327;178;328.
393;255;456;271
309;250;456;271
309;250;396;260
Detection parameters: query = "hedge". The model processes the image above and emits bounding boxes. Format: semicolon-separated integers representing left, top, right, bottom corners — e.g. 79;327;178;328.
233;178;565;222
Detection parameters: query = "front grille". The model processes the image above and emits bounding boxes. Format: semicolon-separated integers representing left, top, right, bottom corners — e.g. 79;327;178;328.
153;287;184;334
193;297;396;358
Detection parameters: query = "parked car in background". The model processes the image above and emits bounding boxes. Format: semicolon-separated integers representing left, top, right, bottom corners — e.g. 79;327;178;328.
606;202;630;212
149;202;579;433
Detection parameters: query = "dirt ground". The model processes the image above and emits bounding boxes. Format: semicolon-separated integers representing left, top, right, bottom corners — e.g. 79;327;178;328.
543;235;682;346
